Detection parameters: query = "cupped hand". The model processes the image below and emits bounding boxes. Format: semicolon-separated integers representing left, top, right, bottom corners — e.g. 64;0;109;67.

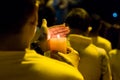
48;24;70;38
49;47;80;68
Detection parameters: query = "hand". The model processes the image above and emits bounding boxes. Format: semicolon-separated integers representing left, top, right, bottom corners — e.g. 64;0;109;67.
38;20;70;40
49;47;80;68
37;19;70;52
38;19;49;41
48;24;70;38
37;19;49;52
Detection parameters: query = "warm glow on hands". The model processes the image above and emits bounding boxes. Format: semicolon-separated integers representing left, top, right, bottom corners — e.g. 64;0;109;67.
50;47;80;68
48;24;70;38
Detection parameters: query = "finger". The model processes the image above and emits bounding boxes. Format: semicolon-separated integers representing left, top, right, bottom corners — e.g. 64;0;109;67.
57;52;74;66
66;47;79;55
50;51;73;66
41;19;48;34
41;19;47;28
62;23;65;26
66;47;73;53
66;27;70;33
49;26;70;35
38;19;49;40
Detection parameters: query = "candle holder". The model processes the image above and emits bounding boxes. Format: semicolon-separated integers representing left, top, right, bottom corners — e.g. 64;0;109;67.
49;35;67;54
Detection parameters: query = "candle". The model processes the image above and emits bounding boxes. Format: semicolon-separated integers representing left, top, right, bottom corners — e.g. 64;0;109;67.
49;35;67;54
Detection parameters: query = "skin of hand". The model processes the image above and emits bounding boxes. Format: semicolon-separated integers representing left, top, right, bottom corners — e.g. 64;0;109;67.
37;19;70;52
37;19;49;52
38;19;49;41
50;47;80;68
48;23;70;38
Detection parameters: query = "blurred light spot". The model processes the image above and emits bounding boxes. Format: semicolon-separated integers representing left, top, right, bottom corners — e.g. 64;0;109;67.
112;12;118;18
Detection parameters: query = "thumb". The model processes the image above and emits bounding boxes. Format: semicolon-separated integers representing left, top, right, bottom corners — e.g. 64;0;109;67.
57;52;74;66
41;19;48;35
38;19;49;41
41;19;47;28
62;23;65;26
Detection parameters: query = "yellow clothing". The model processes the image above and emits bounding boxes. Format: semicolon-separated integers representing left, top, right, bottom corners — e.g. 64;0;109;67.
91;36;112;54
0;49;84;80
109;49;120;80
68;34;112;80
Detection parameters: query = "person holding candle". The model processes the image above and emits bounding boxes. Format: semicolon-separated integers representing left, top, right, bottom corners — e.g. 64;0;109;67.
31;19;70;55
39;19;80;68
65;8;112;80
0;0;85;80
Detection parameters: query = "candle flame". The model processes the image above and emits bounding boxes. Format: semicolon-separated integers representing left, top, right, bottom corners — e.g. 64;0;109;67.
57;34;60;38
47;34;51;40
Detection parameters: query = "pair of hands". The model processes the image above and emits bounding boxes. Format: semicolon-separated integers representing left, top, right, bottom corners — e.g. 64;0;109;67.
38;19;80;68
39;19;70;40
38;19;70;51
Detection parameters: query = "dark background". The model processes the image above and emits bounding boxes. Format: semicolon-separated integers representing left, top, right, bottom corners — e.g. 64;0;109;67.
78;0;120;24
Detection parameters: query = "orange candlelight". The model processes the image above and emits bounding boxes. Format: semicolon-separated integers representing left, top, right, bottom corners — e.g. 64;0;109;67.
49;35;67;54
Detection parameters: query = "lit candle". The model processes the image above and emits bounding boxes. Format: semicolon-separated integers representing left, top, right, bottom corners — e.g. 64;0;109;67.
49;35;67;54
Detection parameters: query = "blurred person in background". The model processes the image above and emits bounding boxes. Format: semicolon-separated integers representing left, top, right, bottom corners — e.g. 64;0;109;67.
89;14;112;55
65;8;112;80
